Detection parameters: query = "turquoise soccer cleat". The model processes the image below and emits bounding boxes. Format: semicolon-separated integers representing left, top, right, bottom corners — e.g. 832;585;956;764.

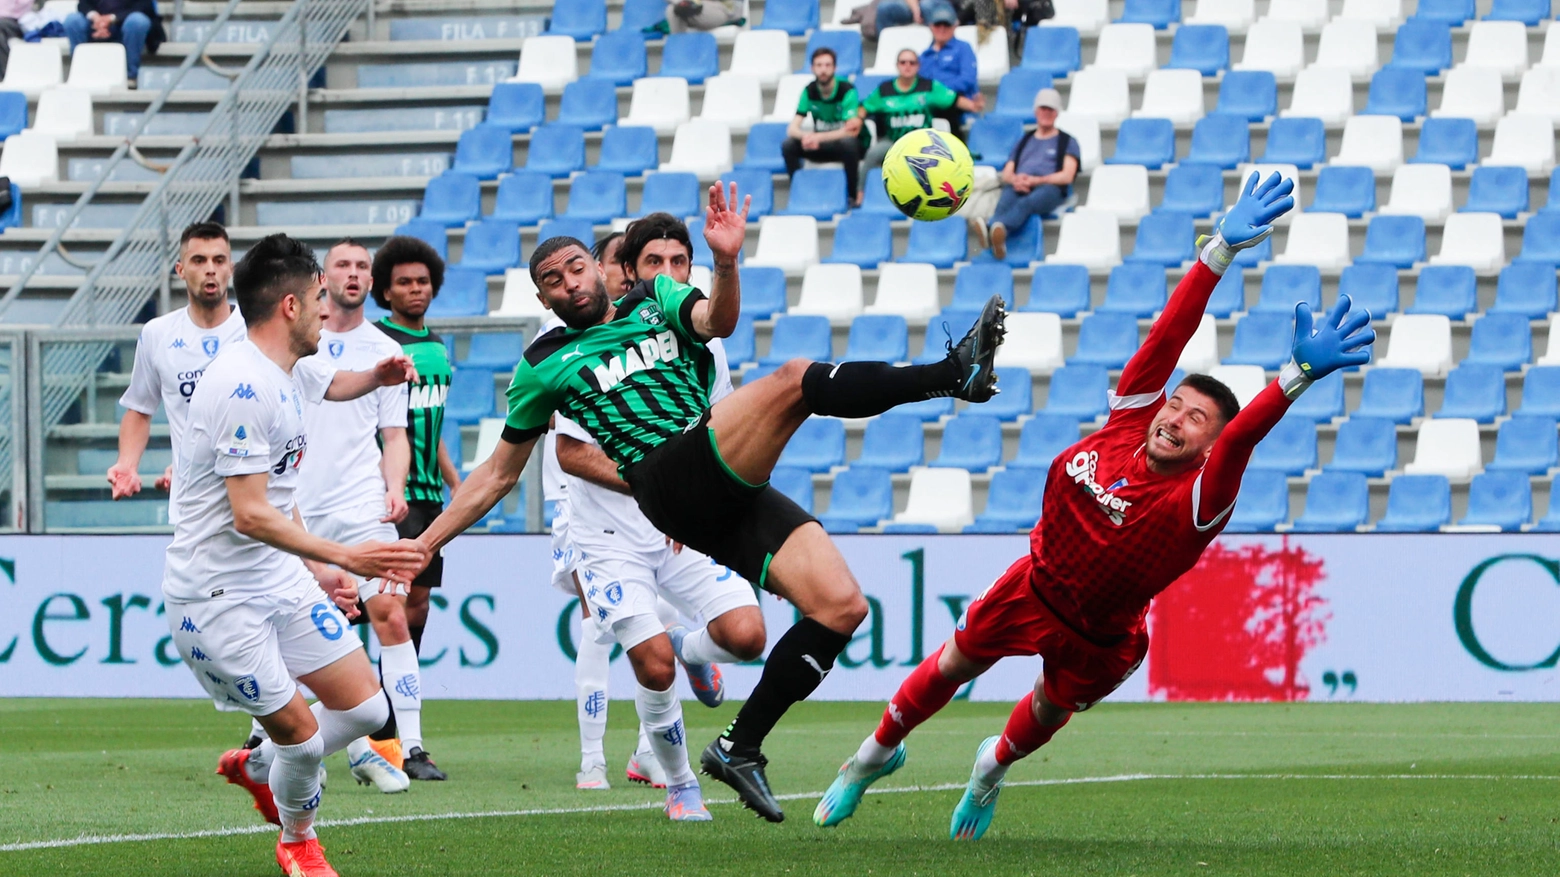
812;743;907;827
949;736;1004;841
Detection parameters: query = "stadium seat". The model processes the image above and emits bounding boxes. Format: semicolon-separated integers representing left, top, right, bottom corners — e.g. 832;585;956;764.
995;312;1066;372
419;172;481;227
1517;213;1560;264
616;0;665;34
1108;118;1176;170
0;91;24;139
1518;366;1560;418
840;314;910;363
1405;117;1476;171
1517;68;1560;122
1290;471;1370;531
1314;19;1380;79
1289;370;1346;422
1272;213;1351;271
979;214;1044;267
768;466;815;515
1225;312;1293;369
1430;212;1505;273
626;77;692;134
725;268;784;321
1459;470;1533;530
907;219;969;269
761;314;833;365
1047;0;1110;34
582;31;648;89
457;220;522;273
1136;69;1206;125
801;30;864;79
64;42;125;96
32;87;91;141
1381;313;1453;375
1490;263;1557;319
660;119;733;179
1025;264;1093;317
1167;24;1231;75
1404;417;1483;478
657;32;719;85
1387;20;1452;74
1351;367;1424;423
452;124;514;179
1460;21;1529;80
1308;167;1375;218
1435;362;1507;422
867;263;941;320
1175;314;1220;373
856;413;925;472
968;116;1026;169
700;74;764;132
444;368;498;424
1221;470;1290;533
547;0;605;38
487;171;552;226
1433;67;1505;127
1488;416;1559;474
555;79;620;131
1414;0;1474;24
931;414;1004;471
1265;0;1329;30
1043;363;1112;419
1407;266;1477;320
1488;114;1556;174
736;122;789;174
792;264;864;321
955;263;1016;311
0;42;61;95
819;466;894;531
1210;364;1268;407
1253;265;1321;313
1284;67;1353;127
1461;167;1528;220
633;171;699;218
1488;0;1551;24
589;126;657;177
1184;114;1250;170
765;73;812;124
1020;25;1083;76
760;0;819;34
524;124;586;177
869;26;934;75
964;365;1035;421
1207;266;1247;317
394;219;448;262
855;167;903;218
1157;166;1224;221
1010;414;1081;469
1071;312;1140;368
1335;116;1405;175
1118;0;1181;27
1379;163;1452;222
1356;215;1427;269
1128;211;1196;266
824;213;894;269
1188;0;1253;33
968;467;1047;532
725;30;792;88
1260;117;1326;169
485;82;545;134
957;24;1011;84
894;467;976;531
1362;68;1428;120
1092;24;1159;79
784;167;850;220
514;35;580;91
1085;164;1151;221
722;168;774;219
1373;474;1451;531
1249;415;1320;474
459;332;526;371
720;314;756;364
1235;19;1304;78
1055;112;1104;170
1065;68;1132;125
992;69;1055;124
1100;263;1167;316
778;418;846;473
563;170;628;223
1216;70;1277;121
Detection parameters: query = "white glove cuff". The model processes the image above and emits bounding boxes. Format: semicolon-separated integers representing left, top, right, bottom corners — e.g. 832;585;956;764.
1279;359;1312;400
1199;233;1236;276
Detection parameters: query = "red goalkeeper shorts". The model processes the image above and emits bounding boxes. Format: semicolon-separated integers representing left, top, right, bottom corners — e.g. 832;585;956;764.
952;555;1147;712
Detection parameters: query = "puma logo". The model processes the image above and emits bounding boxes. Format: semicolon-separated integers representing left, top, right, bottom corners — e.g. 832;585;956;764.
802;654;829;681
561;346;584;362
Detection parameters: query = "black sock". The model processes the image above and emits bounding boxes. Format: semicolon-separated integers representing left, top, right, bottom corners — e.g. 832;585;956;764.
369;659;398;741
409;624;425;655
722;617;852;750
800;360;960;419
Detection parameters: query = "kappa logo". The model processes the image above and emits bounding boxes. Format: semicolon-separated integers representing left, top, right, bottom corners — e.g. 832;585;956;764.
169;337;188;350
560;345;584;362
235;675;260;703
190;647;210;662
201;336;220;357
327;339;345;359
1065;450;1133;526
179;617;200;633
230;383;256;400
590;330;681;392
394;674;420;700
204;671;224;686
597;606;609;622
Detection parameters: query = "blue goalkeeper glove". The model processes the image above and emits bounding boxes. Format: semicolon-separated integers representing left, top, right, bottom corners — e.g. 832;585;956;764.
1198;171;1297;274
1280;294;1376;399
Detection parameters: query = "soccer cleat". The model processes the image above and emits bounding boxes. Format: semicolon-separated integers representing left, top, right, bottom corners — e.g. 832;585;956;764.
348;748;409;793
402;746;446;781
576;764;611;790
812;743;907;828
217;748;279;825
626;748;667;789
949;735;1005;841
945;294;1007;404
667;625;725;708
700;738;784;823
367;737;403;771
275;835;339;877
664;780;714;822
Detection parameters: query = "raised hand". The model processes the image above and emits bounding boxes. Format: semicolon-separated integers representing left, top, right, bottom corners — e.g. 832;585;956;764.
1217;171;1296;249
703;180;751;265
1291;294;1375;382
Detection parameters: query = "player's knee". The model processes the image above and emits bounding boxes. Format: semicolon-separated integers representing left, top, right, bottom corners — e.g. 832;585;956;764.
349;692;391;735
629;639;678;690
372;603;411;645
718;617;766;661
818;590;870;634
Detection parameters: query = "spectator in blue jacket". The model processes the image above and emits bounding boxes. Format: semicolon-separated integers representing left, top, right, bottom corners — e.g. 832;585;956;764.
65;0;167;84
918;6;982;139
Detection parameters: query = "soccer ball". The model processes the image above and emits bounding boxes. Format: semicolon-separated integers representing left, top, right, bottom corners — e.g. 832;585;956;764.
881;128;976;222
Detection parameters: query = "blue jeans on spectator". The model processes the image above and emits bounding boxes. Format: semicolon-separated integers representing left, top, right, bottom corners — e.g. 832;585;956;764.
876;0;958;31
992;184;1067;232
65;11;151;80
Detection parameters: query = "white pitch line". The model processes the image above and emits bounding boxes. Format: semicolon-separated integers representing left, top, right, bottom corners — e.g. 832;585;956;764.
4;772;1558;853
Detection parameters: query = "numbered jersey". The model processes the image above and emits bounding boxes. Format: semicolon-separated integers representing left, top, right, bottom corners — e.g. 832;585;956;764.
119;306;248;523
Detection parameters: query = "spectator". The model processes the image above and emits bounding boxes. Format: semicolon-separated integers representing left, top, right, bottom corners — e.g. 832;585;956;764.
876;0;958;30
65;0;165;85
782;48;867;206
0;0;27;79
919;6;981;138
858;50;982;201
971;87;1079;260
643;0;745;36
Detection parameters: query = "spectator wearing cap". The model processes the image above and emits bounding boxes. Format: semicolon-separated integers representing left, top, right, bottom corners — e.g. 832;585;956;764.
783;47;868;205
971;88;1080;260
919;6;979;101
875;0;959;31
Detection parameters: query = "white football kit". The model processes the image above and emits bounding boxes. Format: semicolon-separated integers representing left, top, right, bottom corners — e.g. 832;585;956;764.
163;340;357;716
118;306;248;523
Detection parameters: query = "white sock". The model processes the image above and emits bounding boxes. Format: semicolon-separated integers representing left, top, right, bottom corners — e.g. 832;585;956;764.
245;740;274;783
677;627;742;665
854;736;896;769
636;724;652;757
576;626;613;770
380;641;423;752
635;683;695;787
250;717;268;740
310;696;390;757
975;742;1010;786
345;737;373;764
269;732;325;843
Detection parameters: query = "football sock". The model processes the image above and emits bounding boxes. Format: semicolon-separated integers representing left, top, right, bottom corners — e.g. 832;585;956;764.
859;646;962;766
800;360;961;419
250;717;268;741
635;683;696;787
244;742;273;783
636;725;653;758
576;623;613;769
345;737;373;764
985;693;1070;778
380;641;424;752
312;696;390;757
269;731;325;843
408;623;425;655
722;617;850;750
677;626;742;665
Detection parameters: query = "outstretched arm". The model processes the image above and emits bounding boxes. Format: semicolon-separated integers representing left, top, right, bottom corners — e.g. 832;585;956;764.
415;434;537;555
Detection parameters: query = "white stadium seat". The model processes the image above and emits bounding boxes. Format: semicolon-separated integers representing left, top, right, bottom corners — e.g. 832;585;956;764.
1380;313;1454;375
828;0;874;27
1209;364;1269;407
1540;319;1560;365
1176;314;1221;374
866;263;941;320
895;467;975;530
659;118;733;179
466;419;506;472
994;312;1065;372
1434;67;1506;126
1461;21;1529;78
1404;418;1483;479
1091;24;1158;80
1337;0;1402;29
1065;68;1131;126
748;215;820;275
1313;19;1379;80
0;42;63;95
1379;163;1453;222
1272;211;1352;271
498;269;547;316
1085;163;1150;221
1488;114;1555;173
1187;0;1255;34
698;74;763;132
869;26;933;75
1515;67;1560;123
767;73;813;122
1333;114;1404;173
956;26;1010;85
1047;209;1122;269
1430;212;1506;273
65;42;126;95
626;76;691;134
727;29;792;87
1262;0;1328;31
1054;112;1103;170
792;263;864;322
688;265;712;293
1135;68;1205;125
0;131;58;186
1236;20;1305;79
1542;25;1560;69
1042;0;1110;35
511;35;578;93
31;87;92;141
1284;66;1355;126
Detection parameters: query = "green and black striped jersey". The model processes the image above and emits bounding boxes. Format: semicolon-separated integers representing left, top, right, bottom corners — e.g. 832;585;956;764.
376;317;451;503
502;274;715;470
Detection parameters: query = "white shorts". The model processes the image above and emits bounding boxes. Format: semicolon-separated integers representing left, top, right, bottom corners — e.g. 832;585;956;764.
167;575;361;717
575;541;759;651
305;503;406;600
549;501;581;596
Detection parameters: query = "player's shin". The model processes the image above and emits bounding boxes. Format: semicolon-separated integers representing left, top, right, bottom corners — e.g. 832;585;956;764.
379;641;424;752
977;692;1071;783
269;731;326;843
636;683;696;787
799;361;962;419
722;617;851;750
860;645;963;766
576;628;613;770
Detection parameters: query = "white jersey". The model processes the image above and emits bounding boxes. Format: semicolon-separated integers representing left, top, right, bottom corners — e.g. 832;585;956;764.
118;306;248;523
296;321;408;517
163;340;332;604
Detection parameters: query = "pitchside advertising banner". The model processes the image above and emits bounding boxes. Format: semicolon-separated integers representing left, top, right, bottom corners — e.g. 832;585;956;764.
2;534;1560;703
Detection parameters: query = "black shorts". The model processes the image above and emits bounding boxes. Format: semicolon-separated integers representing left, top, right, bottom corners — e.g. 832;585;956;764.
625;411;816;591
396;499;446;590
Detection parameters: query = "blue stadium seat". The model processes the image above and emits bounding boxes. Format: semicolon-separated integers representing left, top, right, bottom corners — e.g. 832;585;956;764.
916;308;980;363
760;0;820;35
826;212;894;267
1232;235;1271;269
1259;117;1326;169
1222;470;1290;532
1184;113;1250;169
1010;413;1081;468
818;466;893;531
908;219;969;269
738;266;787;318
1043;364;1111;419
1225;312;1292;369
1160;163;1226;216
1374;474;1452;531
762;314;833;364
841;314;910;362
784;167;849;220
394;219;448;262
1355;215;1426;268
1490;262;1558;319
1207;266;1246;317
724;314;757;364
856;413;925;471
1465;312;1533;372
1459;470;1532;530
419;172;481;227
801;29;863;77
1409;116;1478;170
1071;313;1140;368
1461;166;1528;219
968;468;1047;532
1514;213;1560;265
637;171;701;218
896;396;957;421
737;122;790;173
1217;71;1277;121
1118;0;1181;27
444;368;497;423
932;414;1004;471
769;466;815;514
0;91;24;139
1362;68;1429;120
1387;20;1453;74
563;170;628;222
1253;265;1321;314
1407;265;1477;320
966;366;1035;420
440;419;464;472
1309;166;1376;218
458;219;522;273
778;417;846;472
1107;118;1176;170
1325;416;1397;475
595;125;661;176
459;332;526;370
538;218;596;247
585;29;649;86
491;170;555;225
1519;366;1560;418
1353;367;1424;423
1167;23;1229;74
453;124;513;179
1127;211;1196;266
1413;0;1474;23
954;263;1016;311
1020;26;1081;76
525;124;587;177
47;499;170;528
978;214;1043;267
969;116;1027;168
1541;175;1560;216
1288;371;1345;422
485;82;545;133
858;167;901;217
1487;0;1552;24
992;69;1053;124
1338;263;1400;317
1291;471;1370;532
1249;415;1319;475
658;32;718;84
1100;263;1167;316
726;168;776;218
1025;264;1092;317
547;0;606;39
556;78;620;130
1488;415;1558;474
618;0;666;33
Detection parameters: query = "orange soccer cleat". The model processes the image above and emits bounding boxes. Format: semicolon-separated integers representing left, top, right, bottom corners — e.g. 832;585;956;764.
368;737;403;771
217;748;279;825
276;835;340;877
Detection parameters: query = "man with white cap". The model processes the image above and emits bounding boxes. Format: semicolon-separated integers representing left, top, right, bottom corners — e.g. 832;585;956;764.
970;87;1081;260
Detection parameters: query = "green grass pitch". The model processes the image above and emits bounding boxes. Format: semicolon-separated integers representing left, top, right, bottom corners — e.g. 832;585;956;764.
3;698;1559;876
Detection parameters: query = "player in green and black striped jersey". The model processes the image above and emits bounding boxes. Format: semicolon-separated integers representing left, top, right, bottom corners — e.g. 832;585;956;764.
403;181;1009;822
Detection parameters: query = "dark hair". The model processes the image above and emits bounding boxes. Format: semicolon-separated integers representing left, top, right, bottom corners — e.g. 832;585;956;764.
591;231;624;263
231;233;320;324
179;221;228;248
617;212;692;271
529;236;592;286
1177;372;1241;424
810;46;837;65
370;235;444;309
326;237;370;260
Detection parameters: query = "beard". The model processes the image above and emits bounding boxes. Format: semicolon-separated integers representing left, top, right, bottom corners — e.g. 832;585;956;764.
554;277;611;330
289;322;321;358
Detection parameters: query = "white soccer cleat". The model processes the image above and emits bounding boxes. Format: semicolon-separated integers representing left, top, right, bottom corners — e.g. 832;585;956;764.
626;747;668;789
576;764;611;790
349;748;410;794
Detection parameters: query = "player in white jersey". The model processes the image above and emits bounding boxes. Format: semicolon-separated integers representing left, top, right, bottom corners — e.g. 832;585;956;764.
167;234;424;877
296;239;415;795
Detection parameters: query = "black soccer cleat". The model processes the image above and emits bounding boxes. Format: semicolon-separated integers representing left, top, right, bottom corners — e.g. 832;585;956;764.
403;746;447;781
700;739;784;823
946;294;1007;403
